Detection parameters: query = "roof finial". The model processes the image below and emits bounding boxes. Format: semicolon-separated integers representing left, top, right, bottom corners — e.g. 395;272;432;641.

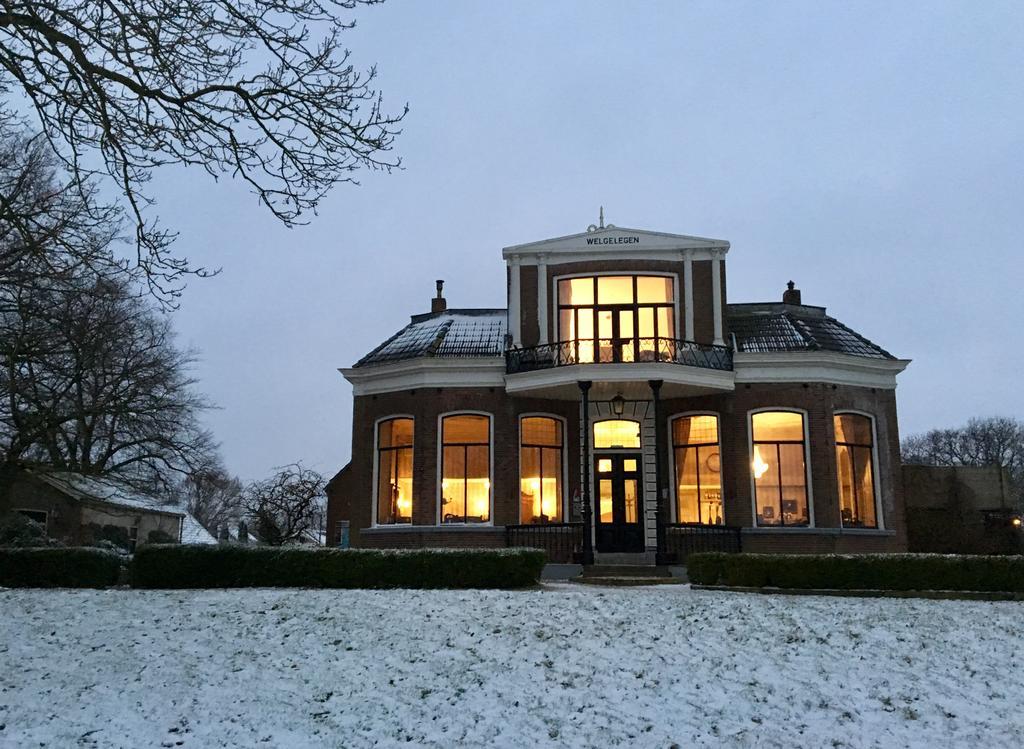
599;205;604;229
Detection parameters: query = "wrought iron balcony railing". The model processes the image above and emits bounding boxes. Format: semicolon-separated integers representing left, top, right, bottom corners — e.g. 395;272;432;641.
505;337;733;375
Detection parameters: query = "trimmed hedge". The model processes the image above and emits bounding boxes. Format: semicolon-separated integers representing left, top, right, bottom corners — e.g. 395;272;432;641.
0;547;123;588
688;552;1024;593
132;545;547;589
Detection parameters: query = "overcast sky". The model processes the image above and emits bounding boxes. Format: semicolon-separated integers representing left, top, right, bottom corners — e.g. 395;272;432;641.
144;0;1023;480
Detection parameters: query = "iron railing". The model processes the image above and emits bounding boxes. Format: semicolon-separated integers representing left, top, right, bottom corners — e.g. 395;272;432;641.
661;522;742;563
505;522;584;563
506;337;733;375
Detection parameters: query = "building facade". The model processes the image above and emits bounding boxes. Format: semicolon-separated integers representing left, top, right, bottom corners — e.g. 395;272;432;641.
326;221;911;562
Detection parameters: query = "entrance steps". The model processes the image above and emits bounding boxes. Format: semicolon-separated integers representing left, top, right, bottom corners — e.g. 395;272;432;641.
572;557;688;587
593;551;657;566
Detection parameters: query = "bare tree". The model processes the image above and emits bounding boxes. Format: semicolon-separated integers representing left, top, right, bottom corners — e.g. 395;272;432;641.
243;462;324;545
903;416;1024;505
180;454;244;535
0;116;127;297
0;269;215;492
0;0;406;298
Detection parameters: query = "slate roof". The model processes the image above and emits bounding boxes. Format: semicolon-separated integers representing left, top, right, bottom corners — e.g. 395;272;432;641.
727;304;895;360
354;310;507;367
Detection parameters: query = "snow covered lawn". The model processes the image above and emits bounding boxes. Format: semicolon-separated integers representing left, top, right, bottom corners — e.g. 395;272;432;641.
2;585;1022;748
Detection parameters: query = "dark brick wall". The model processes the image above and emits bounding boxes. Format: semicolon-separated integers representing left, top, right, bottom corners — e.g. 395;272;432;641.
334;388;580;549
327;381;907;554
519;264;539;347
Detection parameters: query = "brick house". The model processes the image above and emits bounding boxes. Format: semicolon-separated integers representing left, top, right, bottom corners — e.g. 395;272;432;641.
326;218;910;563
1;469;215;549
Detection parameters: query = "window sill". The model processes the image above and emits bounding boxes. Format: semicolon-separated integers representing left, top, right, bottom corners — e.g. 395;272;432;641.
362;525;504;534
743;527;895;537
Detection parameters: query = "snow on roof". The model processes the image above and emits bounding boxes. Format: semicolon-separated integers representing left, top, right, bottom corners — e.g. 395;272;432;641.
727;304;896;360
354;309;507;367
181;513;217;544
32;471;183;516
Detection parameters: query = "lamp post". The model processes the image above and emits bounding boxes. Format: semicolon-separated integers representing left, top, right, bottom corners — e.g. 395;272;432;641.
578;380;595;566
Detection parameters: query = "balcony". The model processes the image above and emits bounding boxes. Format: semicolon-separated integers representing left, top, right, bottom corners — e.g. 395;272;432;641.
506;337;733;375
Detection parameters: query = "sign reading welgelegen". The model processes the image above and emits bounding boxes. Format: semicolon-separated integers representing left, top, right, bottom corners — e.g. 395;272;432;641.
585;235;640;245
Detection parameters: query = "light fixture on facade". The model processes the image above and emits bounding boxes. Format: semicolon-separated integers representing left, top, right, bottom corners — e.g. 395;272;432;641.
611;394;625;416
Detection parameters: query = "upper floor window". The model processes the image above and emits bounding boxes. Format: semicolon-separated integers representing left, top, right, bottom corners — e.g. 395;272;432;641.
519;416;564;524
376;417;413;524
593;419;641;449
672;415;723;524
835;413;878;528
751;411;809;527
440;414;491;524
557;275;675;363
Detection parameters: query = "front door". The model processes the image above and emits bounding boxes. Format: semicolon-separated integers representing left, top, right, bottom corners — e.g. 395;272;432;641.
595;454;644;552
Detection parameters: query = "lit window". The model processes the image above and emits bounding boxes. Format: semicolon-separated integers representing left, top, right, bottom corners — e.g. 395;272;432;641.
556;275;676;363
377;417;414;524
593;420;641;449
519;417;564;524
441;414;490;523
672;415;723;524
835;414;877;528
751;411;809;527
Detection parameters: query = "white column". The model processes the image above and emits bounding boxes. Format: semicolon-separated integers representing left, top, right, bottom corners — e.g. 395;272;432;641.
537;253;549;345
711;251;724;346
683;255;695;341
508;256;521;346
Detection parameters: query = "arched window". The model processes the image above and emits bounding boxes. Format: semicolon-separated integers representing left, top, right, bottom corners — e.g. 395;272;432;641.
440;414;491;524
519;416;564;524
376;417;413;525
593;420;641;449
751;411;809;527
835;413;878;528
672;415;723;524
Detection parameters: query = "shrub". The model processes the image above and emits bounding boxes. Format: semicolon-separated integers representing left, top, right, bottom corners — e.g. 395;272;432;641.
687;552;1024;593
0;547;123;587
147;529;177;544
0;512;53;547
132;546;547;589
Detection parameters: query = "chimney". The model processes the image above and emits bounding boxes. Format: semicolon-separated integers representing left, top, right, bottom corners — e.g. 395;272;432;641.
783;280;802;305
431;279;447;313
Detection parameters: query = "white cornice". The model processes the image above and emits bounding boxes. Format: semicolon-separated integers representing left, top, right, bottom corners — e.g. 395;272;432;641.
733;352;911;389
502;226;730;263
341;358;506;396
504;362;736;394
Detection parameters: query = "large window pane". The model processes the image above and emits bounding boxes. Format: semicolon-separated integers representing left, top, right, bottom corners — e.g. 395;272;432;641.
594;420;640;449
672;415;723;524
752;412;809;527
752;411;804;442
657;307;675;340
377;418;413;525
441;415;491;523
834;414;877;528
520;417;564;524
637;276;673;303
559;277;593;306
597;276;634;304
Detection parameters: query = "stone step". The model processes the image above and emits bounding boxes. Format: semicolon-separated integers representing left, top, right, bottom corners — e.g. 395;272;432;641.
593;551;657;565
572;576;686;587
582;565;672;578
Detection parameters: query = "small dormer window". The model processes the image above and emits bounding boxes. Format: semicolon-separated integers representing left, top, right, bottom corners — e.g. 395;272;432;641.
557;275;675;363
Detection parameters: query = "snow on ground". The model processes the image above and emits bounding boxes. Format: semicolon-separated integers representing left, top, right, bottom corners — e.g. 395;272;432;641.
1;585;1022;748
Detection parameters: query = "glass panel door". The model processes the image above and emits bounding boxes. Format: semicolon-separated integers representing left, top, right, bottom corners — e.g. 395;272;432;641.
593;453;645;552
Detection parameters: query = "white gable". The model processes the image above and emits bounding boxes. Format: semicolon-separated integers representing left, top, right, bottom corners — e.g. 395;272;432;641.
502;225;729;262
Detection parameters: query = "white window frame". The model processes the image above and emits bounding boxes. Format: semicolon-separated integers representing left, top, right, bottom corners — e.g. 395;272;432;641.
667;412;725;524
370;414;416;528
833;409;885;531
747;407;816;529
517;413;569;524
436;411;495;526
